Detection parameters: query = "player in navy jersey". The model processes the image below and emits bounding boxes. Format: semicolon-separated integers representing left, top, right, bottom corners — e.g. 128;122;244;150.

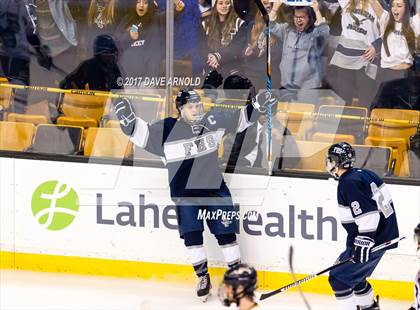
325;142;399;310
113;88;275;300
409;223;420;310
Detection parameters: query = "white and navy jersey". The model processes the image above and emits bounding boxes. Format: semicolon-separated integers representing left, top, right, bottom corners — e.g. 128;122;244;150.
130;105;256;198
330;0;382;78
337;168;399;248
414;270;420;310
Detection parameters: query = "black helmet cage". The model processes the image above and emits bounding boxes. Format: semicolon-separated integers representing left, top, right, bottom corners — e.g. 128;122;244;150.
220;264;257;306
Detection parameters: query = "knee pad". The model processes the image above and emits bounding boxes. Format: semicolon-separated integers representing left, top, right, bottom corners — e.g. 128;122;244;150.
329;274;352;295
215;233;236;246
183;231;204;247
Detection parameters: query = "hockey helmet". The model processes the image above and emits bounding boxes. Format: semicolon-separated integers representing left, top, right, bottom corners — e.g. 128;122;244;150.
175;89;204;125
218;263;257;307
326;142;356;178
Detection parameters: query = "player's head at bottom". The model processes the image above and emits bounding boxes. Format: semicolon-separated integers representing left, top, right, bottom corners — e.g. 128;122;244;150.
175;89;205;125
326;142;356;179
218;263;258;308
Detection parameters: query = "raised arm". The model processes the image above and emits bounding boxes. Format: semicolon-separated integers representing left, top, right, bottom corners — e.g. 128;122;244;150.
369;0;385;19
113;98;165;156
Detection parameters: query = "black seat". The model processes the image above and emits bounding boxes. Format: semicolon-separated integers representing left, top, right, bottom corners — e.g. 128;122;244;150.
28;124;83;155
353;145;391;177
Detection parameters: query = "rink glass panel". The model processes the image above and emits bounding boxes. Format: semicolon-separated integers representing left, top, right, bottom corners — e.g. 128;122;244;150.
0;1;419;183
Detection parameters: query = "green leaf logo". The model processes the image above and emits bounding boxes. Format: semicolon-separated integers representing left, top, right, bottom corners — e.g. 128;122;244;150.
31;181;79;231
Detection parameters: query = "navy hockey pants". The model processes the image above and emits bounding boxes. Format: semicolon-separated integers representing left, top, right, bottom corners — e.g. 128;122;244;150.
174;194;237;238
329;247;385;294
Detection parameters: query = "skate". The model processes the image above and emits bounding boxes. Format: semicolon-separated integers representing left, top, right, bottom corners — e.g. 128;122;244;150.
357;295;380;310
196;273;211;302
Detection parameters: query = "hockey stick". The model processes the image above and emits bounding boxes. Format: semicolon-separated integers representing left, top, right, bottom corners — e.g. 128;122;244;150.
259;236;405;301
254;0;273;176
289;245;312;310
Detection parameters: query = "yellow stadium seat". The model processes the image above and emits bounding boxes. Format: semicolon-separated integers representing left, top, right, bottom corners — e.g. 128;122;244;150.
84;127;133;158
282;141;393;175
7;113;48;125
0;78;12;109
57;116;98;128
312;132;356;145
282;140;330;172
0;121;35;151
312;105;367;143
365;109;420;177
365;137;409;177
277;102;315;140
368;109;419;142
104;120;120;128
60;93;109;122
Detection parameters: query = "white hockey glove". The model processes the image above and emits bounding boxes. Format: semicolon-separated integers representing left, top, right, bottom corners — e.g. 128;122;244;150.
352;235;375;264
113;98;136;136
251;91;277;113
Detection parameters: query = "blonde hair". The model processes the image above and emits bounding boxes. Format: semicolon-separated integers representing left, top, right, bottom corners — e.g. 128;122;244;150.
346;0;369;13
88;0;117;26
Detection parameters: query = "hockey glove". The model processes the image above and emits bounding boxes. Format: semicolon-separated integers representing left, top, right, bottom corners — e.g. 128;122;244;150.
352;235;375;264
113;98;136;136
251;90;277;113
202;70;223;89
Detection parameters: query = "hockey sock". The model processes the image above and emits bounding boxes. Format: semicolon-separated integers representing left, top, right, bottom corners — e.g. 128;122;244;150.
334;288;356;310
184;231;208;277
354;281;374;308
215;234;241;268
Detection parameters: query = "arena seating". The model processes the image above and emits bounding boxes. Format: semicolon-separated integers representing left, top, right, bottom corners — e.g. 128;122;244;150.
277;102;315;140
28;124;84;155
0;121;35;151
84;127;133;158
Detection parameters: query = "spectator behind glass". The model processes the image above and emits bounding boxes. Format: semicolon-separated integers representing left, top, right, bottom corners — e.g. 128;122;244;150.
199;0;248;77
155;0;202;76
116;0;184;86
371;53;420;110
0;0;51;114
32;0;78;87
243;0;280;92
329;0;385;107
73;0;130;59
258;1;329;90
378;0;420;83
60;34;123;91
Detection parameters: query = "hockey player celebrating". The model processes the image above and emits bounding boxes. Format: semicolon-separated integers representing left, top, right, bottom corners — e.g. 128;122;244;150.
326;142;399;310
113;88;276;300
219;263;259;310
409;223;420;310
